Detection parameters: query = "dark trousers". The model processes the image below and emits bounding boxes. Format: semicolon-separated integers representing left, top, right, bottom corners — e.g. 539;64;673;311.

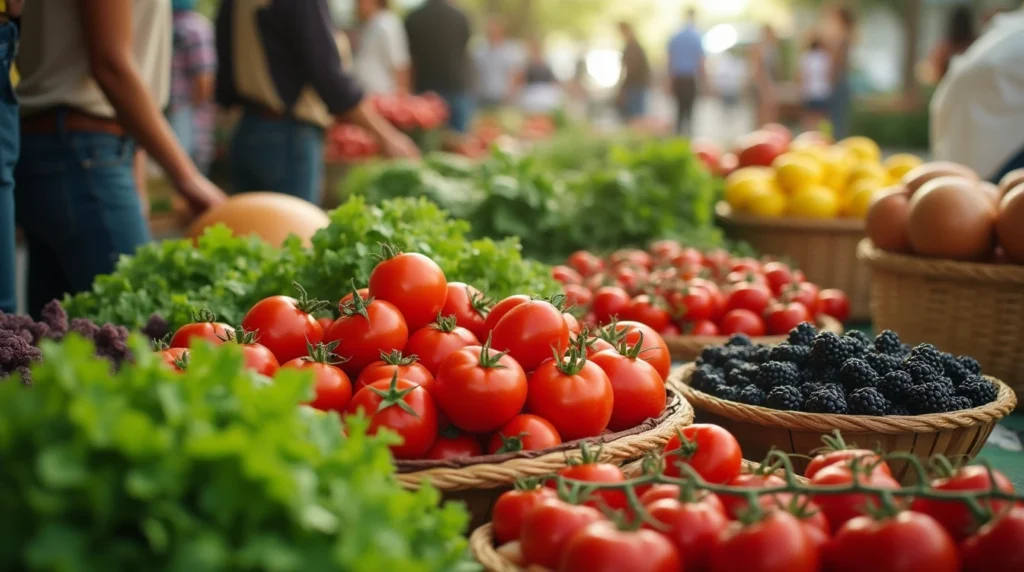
0;23;18;314
671;75;697;136
229;110;325;205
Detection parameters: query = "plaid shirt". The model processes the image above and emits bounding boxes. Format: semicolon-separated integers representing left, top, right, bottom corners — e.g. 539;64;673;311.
170;10;216;170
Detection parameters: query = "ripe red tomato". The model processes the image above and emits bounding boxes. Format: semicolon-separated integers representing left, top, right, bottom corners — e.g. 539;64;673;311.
338;287;370;312
282;346;352;413
241;288;325;364
158;347;189;372
226;329;280;376
425;427;483;460
488;414;562;454
818;289;851;322
591;286;632;325
663;424;743;484
672;246;705;268
346;375;438;459
720;473;788;519
560;521;681;572
527;357;613;441
781;282;820;315
804;449;892;480
960;506;1024;572
667;286;715;323
169;314;234;348
563;284;593;311
711;510;819;572
825;511;958;572
687;319;720;336
440;282;490;341
612;266;646;295
324;293;409;376
316;316;335;332
640;484;684;506
552;265;583;285
764;302;813;335
563;312;582;335
810;465;901;532
483;294;530;332
659;322;681;337
354;350;434;393
567;250;604;277
730;257;763;274
702;249;731;274
368;251;448;332
644;497;729;572
610;248;653;270
726;283;772;315
761;261;795;296
520;499;605;569
607;321;672;380
649;239;683;262
624;294;671;332
553;461;627;512
491;300;570;371
403;315;479;375
432;343;528;433
720;309;767;336
590;345;666;431
910;465;1015;541
492;487;558;545
585;336;616;357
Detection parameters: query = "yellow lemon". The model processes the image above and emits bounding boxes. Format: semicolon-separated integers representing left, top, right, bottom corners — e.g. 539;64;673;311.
725;167;774;209
772;153;824;193
745;187;788;217
843;182;877;218
845;162;888;190
838;136;882;164
820;149;853;191
788;185;841;219
883;153;924;181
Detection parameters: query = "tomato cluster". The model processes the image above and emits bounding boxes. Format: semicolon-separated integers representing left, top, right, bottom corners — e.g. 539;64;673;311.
554;242;851;338
491;424;1024;572
325;124;381;162
368;92;448;132
159;249;671;461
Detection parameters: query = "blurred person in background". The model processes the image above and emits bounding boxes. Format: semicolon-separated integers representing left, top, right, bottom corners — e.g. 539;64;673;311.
750;24;780;126
926;4;977;84
666;9;706;135
798;35;833;132
16;0;227;318
353;0;410;95
406;0;472;132
168;0;216;176
516;36;562;114
474;16;519;110
0;0;19;315
827;5;856;140
712;48;747;137
616;21;651;121
216;0;418;205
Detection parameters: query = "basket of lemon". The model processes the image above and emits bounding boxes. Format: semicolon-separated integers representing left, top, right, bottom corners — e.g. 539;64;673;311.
717;134;921;321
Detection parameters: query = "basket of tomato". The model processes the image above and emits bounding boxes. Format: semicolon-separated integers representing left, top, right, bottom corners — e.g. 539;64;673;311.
554;243;847;362
668;323;1016;484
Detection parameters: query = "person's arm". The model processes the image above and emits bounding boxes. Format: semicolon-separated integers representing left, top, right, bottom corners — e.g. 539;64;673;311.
79;0;225;211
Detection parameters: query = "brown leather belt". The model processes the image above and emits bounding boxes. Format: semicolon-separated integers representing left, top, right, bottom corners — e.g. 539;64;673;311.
21;108;127;137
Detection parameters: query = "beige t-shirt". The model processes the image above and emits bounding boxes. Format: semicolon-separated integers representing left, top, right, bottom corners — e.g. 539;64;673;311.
16;0;172;118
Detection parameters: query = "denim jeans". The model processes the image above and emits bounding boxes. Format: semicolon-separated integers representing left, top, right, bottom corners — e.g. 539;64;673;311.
829;78;852;141
434;91;472;133
229;110;324;204
620;87;648;120
167;103;214;176
993;145;1024;184
0;23;19;314
15;111;151;318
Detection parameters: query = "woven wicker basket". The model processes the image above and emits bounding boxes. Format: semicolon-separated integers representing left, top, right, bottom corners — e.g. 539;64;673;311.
663;314;844;362
858;239;1024;405
716;202;871;321
670;363;1016;484
395;387;694;530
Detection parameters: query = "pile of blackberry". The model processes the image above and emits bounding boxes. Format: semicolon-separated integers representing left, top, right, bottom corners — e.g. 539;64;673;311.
691;323;998;416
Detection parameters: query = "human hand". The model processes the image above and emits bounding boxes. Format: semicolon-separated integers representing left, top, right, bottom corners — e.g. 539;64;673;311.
380;130;421;159
176;172;228;214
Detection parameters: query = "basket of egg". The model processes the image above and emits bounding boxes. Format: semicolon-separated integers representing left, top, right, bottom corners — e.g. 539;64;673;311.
717;131;919;321
858;164;1024;403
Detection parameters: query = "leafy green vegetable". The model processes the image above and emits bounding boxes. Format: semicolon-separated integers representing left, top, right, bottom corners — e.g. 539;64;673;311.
0;335;474;571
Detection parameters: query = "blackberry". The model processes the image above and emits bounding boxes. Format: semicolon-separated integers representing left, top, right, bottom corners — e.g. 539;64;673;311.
766;385;804;411
923;373;956;395
907;344;944;374
958;355;982;375
865;353;901;377
805;386;849;414
726;334;753;347
691;370;726;394
722;358;746;376
879;370;914;403
749;345;772;364
902;360;938;385
887;403;910;416
948;395;973;412
787;322;818;346
808;332;855;370
768;344;810;367
798;382;822;401
939;352;969;384
838;358;880;392
873;330;903;356
726;369;754;388
754;361;800;391
712;384;741;402
697;346;728;367
957;376;998;407
739;385;767;407
803;366;838;386
844;330;873;350
848;387;890;416
906;382;954;414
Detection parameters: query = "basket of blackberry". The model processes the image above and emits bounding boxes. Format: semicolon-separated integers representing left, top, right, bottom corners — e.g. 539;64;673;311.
668;323;1016;483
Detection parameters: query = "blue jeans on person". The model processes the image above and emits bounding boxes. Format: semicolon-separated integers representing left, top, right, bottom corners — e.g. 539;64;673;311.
229;110;324;204
829;78;852;141
993;145;1024;184
434;91;472;133
0;23;19;315
620;87;648;120
15;111;151;318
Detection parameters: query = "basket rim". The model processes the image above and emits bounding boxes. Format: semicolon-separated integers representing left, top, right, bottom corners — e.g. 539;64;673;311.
857;239;1024;285
715;201;866;233
663;314;843;353
395;385;694;491
669;363;1016;434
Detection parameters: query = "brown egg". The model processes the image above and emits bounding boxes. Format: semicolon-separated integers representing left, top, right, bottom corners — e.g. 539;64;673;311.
901;161;978;196
999;168;1024;196
997;184;1024;263
908;176;996;260
188;192;330;248
866;185;912;253
978;181;1003;207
